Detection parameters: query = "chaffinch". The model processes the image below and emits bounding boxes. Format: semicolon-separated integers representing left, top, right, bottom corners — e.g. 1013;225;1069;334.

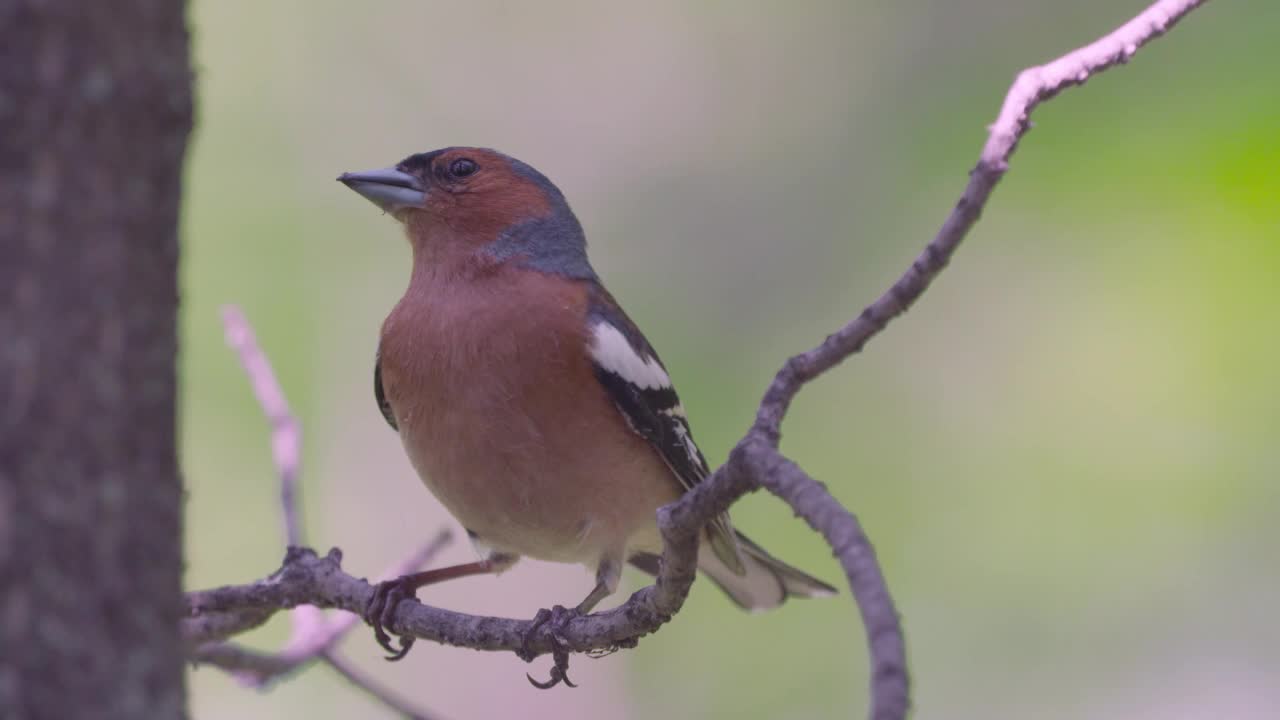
338;147;835;661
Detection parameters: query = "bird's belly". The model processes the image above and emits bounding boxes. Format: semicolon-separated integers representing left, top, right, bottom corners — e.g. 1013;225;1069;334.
378;273;680;567
396;390;676;565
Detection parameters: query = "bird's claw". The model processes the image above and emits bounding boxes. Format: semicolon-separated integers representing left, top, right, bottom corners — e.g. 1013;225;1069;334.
520;604;580;689
366;578;418;661
527;663;577;690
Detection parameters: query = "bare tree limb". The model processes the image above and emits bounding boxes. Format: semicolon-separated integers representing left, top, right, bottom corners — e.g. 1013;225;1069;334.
188;531;452;684
185;3;1210;718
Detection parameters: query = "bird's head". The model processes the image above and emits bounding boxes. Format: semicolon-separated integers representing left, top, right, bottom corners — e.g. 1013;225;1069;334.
339;147;595;279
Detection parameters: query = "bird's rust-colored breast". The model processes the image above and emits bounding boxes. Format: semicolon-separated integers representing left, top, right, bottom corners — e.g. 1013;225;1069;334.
377;262;677;563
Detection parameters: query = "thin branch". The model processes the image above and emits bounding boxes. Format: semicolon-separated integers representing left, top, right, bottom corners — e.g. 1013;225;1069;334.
190;642;297;681
737;441;907;718
322;650;444;720
221;304;329;668
754;0;1210;442
746;4;1209;715
190;530;453;684
221;305;304;548
186;4;1211;719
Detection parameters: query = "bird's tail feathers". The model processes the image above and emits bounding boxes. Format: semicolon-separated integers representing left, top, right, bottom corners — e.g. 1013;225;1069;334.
700;532;837;611
630;531;837;612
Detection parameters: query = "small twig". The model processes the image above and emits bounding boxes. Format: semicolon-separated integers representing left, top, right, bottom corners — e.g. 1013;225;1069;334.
220;304;316;670
322;650;443;720
221;305;330;668
190;642;296;681
221;305;304;548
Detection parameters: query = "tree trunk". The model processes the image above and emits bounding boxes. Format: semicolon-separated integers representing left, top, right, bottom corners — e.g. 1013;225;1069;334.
0;2;193;718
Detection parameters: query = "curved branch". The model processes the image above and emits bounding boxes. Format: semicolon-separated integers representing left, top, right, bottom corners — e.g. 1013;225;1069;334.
186;3;1210;719
755;0;1209;443
738;440;908;719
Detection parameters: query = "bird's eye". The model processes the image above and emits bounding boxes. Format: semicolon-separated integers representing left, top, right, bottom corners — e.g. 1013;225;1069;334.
448;158;478;178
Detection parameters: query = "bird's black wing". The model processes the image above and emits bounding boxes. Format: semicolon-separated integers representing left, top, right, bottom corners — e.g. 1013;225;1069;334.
374;352;397;431
586;286;745;574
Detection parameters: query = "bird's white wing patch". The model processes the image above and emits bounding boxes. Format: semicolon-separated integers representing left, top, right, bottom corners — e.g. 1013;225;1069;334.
585;298;746;574
589;321;672;391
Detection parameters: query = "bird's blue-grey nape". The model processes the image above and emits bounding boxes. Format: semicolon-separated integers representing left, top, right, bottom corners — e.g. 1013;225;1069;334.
486;214;597;281
485;155;598;281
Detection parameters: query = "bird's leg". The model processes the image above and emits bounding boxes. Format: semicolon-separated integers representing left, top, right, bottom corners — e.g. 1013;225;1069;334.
367;552;517;661
572;565;617;615
522;556;621;689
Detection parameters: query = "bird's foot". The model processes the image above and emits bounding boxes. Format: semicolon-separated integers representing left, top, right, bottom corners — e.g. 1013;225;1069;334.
365;577;419;661
519;605;580;689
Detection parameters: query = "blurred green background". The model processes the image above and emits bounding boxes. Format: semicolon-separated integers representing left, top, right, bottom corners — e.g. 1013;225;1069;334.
182;1;1279;718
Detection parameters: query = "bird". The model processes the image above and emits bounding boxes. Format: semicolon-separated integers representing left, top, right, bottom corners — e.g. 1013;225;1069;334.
337;147;836;669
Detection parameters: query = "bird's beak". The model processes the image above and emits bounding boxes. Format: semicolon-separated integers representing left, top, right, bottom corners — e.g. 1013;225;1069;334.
337;167;427;212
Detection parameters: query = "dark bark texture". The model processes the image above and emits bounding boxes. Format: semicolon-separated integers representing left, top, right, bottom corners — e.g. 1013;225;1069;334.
0;2;192;719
